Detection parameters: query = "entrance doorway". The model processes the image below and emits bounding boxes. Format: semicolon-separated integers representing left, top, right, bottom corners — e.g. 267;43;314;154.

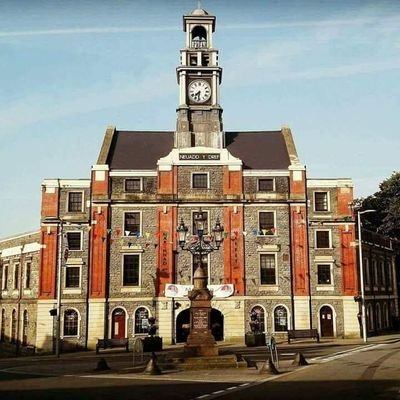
176;309;190;343
211;309;224;341
175;308;224;343
320;306;334;337
111;308;126;339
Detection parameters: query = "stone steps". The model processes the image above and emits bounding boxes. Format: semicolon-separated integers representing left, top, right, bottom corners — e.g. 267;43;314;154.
160;354;246;370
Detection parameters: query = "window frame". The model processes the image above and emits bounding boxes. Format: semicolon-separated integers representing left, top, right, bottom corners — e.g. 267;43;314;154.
124;178;143;193
258;211;276;236
122;254;141;287
64;265;81;289
317;263;332;285
191;172;209;189
67;191;84;213
250;305;266;333
315;229;332;249
123;211;142;236
13;263;20;290
2;264;8;290
11;309;17;343
273;305;289;332
24;261;31;289
66;231;83;251
259;253;277;285
62;309;79;337
192;253;210;284
134;306;151;334
0;309;5;342
314;191;330;212
258;178;275;192
191;210;209;235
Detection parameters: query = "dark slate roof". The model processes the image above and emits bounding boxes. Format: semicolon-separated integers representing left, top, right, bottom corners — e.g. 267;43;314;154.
107;130;290;170
225;131;290;169
108;131;174;169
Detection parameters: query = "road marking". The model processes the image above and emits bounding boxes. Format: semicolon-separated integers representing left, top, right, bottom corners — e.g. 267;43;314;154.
212;391;225;395
196;395;209;399
226;386;237;390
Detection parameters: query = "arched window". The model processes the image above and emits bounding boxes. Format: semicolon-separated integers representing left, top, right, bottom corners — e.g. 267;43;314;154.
22;310;28;345
63;309;78;336
274;305;288;332
11;309;17;343
250;306;265;333
134;307;149;334
376;303;382;330
191;26;207;48
363;258;370;286
383;303;389;328
367;303;374;331
0;309;5;342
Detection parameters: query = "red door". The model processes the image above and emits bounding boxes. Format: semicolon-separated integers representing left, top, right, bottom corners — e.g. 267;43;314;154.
112;308;126;339
320;306;334;337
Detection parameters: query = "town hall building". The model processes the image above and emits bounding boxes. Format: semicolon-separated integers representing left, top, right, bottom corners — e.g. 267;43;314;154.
1;7;398;354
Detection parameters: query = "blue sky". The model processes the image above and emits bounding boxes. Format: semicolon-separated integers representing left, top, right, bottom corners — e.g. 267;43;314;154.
0;0;399;237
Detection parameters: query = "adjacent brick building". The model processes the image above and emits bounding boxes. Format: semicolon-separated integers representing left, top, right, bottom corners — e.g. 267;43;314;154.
1;6;398;353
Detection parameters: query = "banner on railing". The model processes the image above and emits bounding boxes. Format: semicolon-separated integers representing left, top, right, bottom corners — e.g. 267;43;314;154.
164;283;234;298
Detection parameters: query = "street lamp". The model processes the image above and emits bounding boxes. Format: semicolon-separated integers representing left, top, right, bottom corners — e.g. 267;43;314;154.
357;209;376;343
45;217;67;357
177;209;224;287
176;209;224;356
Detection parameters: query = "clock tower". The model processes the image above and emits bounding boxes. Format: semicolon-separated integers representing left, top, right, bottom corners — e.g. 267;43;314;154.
175;7;223;149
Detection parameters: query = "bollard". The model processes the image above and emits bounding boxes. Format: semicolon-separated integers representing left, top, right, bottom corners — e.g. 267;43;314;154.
292;352;309;366
95;357;110;371
259;357;280;375
144;352;162;375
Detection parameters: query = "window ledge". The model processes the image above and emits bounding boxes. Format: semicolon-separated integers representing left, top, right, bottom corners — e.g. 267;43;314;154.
23;289;32;295
121;287;141;293
63;289;82;294
316;285;334;291
259;285;279;291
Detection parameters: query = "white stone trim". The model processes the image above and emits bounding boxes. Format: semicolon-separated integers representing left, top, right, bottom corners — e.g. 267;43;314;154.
42;178;88;192
243;170;289;177
157;147;242;171
91;164;109;171
110;170;157;177
307;178;353;188
0;246;22;258
22;243;41;254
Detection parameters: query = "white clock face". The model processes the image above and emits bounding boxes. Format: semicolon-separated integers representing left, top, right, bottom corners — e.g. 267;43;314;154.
188;80;211;103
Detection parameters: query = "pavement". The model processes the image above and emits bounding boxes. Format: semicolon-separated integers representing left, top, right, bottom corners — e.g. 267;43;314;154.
1;333;400;383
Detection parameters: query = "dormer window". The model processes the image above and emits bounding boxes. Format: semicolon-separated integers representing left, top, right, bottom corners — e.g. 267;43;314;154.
191;26;207;48
67;192;83;212
314;191;329;212
125;178;142;193
258;178;274;192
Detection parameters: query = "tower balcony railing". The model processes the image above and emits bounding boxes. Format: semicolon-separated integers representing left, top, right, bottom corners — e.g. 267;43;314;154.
191;39;207;49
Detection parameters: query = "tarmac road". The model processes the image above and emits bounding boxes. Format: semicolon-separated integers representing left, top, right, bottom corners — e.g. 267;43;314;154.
0;335;399;400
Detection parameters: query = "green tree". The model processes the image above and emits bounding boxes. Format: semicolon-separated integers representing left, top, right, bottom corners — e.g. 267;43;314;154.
357;171;400;240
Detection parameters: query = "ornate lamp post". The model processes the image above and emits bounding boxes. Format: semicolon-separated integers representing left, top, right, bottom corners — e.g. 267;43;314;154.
176;209;224;356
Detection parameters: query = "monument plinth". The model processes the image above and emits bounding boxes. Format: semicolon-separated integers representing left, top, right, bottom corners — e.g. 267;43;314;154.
184;266;218;357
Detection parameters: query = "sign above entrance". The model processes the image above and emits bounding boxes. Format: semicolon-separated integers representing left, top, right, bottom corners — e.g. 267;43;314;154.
165;283;234;298
179;153;220;161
